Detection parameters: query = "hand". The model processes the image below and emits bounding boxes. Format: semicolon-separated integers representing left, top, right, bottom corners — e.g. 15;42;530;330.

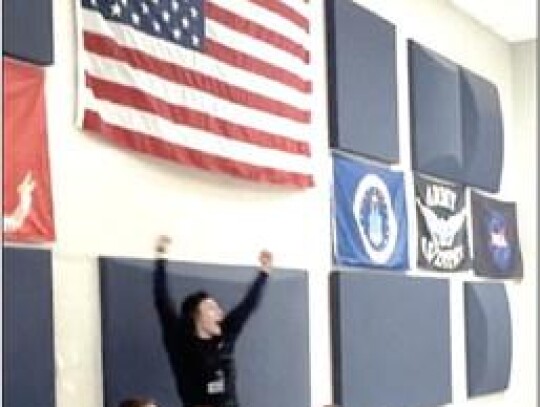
156;235;172;254
258;249;273;274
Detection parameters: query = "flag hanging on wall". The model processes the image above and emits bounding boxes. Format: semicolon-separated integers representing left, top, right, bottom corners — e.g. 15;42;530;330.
415;174;470;271
76;0;313;188
3;57;56;242
332;153;408;270
471;190;523;279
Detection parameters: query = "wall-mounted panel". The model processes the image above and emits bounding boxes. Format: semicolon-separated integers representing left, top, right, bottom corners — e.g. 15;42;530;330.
331;270;452;407
327;0;399;162
464;282;512;397
3;247;55;407
409;40;504;192
100;257;310;407
3;0;54;65
409;40;463;180
460;68;504;192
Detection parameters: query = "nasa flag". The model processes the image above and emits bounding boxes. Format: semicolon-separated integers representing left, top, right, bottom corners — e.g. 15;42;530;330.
415;174;470;271
332;153;408;270
471;190;523;279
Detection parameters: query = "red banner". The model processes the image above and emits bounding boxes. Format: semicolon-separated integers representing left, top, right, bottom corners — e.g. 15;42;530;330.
3;57;55;242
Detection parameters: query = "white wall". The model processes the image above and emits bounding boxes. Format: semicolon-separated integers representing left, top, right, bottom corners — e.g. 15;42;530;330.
23;0;537;407
49;2;333;406
508;39;538;407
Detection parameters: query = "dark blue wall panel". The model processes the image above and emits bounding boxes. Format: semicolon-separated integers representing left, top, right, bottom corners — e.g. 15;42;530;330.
3;246;55;407
100;257;310;407
408;40;503;192
409;40;463;178
464;282;512;397
460;68;504;192
331;270;452;407
326;0;399;163
3;0;54;65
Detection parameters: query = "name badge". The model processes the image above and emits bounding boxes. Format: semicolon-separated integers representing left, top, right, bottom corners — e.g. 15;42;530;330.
207;371;225;395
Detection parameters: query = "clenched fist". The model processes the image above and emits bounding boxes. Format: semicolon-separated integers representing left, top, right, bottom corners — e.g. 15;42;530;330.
258;250;273;274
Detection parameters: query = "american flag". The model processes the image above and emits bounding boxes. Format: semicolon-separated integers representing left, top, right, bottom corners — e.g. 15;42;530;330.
77;0;313;187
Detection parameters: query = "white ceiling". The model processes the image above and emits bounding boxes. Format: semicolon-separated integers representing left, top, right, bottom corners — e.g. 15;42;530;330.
449;0;537;43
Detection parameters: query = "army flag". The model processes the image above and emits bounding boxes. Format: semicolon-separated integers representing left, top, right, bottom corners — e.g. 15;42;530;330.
415;174;470;271
332;153;408;270
471;190;523;279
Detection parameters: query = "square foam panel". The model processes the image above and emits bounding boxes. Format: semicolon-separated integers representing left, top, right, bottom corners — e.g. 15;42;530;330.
326;0;399;163
464;282;512;397
408;40;503;192
331;270;452;407
408;40;463;180
100;257;310;407
3;247;55;407
3;0;54;65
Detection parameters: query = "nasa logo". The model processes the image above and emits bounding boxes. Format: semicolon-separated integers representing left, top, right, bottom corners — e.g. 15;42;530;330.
485;210;512;271
353;174;397;264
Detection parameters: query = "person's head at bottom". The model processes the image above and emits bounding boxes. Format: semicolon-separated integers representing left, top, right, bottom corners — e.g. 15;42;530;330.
181;290;224;339
118;397;158;407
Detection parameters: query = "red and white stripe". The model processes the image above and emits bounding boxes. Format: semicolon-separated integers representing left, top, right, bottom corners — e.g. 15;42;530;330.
77;0;313;187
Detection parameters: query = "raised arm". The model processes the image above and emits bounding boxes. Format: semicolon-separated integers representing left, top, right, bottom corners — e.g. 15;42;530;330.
153;235;177;327
223;250;273;338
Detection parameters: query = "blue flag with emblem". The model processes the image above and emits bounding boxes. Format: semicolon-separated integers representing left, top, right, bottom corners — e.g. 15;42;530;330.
471;190;522;279
332;153;408;269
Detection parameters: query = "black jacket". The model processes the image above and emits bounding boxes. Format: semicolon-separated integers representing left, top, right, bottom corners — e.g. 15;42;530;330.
153;258;268;407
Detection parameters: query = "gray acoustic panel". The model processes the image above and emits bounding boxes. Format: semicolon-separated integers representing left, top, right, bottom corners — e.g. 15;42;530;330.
326;0;399;163
100;257;310;407
331;270;452;407
460;68;504;192
409;40;503;192
464;282;512;397
3;0;54;65
3;246;55;407
409;40;463;179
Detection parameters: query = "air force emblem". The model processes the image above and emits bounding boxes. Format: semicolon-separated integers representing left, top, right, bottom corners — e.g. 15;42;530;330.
353;174;398;264
333;153;408;269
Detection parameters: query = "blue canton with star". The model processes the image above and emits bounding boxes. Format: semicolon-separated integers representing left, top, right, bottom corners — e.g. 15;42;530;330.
359;186;390;251
82;0;205;51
